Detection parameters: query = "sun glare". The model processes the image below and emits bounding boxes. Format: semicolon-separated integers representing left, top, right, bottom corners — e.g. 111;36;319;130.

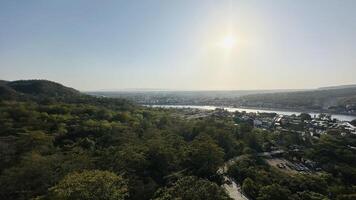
218;35;236;49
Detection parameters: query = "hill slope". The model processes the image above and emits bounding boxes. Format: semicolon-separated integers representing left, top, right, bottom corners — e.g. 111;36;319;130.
0;80;81;100
238;86;356;114
0;79;135;111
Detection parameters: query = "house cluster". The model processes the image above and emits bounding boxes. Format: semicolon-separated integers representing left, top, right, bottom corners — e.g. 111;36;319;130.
234;111;356;137
280;114;356;137
307;119;356;136
176;107;233;120
344;104;356;115
233;111;276;129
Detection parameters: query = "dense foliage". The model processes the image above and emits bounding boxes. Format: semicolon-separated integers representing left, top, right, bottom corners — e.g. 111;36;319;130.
227;133;356;200
0;80;355;200
351;119;356;126
50;170;128;200
153;176;230;200
0;83;235;199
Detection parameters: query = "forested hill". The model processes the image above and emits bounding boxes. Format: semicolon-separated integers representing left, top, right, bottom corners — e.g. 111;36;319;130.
0;79;135;111
0;80;233;200
0;80;81;100
1;80;356;200
238;86;356;113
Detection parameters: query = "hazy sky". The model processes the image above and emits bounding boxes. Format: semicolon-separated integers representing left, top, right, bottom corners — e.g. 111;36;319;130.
1;0;355;91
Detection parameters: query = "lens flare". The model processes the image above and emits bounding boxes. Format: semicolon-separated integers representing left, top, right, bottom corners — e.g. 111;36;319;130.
218;35;236;49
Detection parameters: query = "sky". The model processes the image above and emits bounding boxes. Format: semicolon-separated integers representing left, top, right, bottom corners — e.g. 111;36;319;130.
0;0;355;91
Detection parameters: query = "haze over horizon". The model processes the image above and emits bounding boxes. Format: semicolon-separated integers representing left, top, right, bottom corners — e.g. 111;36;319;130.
1;0;356;91
84;84;356;93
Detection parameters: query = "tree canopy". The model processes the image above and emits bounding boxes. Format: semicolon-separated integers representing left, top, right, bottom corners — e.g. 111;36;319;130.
50;170;128;200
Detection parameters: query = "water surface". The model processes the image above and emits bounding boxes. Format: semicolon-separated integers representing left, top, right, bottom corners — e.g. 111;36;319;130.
150;105;356;122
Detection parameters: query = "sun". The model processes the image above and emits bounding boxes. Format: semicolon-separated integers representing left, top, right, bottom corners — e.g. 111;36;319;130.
218;35;236;49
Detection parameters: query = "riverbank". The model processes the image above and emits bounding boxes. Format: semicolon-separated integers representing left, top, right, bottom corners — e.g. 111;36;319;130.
144;103;356;117
147;105;356;122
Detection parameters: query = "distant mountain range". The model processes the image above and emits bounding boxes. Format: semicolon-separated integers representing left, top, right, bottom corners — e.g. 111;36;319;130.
318;84;356;90
87;89;305;100
88;84;356;115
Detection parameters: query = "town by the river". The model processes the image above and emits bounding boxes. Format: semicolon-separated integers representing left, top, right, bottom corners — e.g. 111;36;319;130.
149;105;356;122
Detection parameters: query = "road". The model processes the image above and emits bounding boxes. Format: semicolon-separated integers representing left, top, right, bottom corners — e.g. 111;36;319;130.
219;155;250;200
222;177;249;200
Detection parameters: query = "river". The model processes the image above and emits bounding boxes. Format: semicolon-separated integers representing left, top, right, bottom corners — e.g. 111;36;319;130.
148;105;356;122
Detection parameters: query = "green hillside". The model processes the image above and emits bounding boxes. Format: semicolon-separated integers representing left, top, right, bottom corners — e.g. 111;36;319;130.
0;80;80;100
0;80;355;200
